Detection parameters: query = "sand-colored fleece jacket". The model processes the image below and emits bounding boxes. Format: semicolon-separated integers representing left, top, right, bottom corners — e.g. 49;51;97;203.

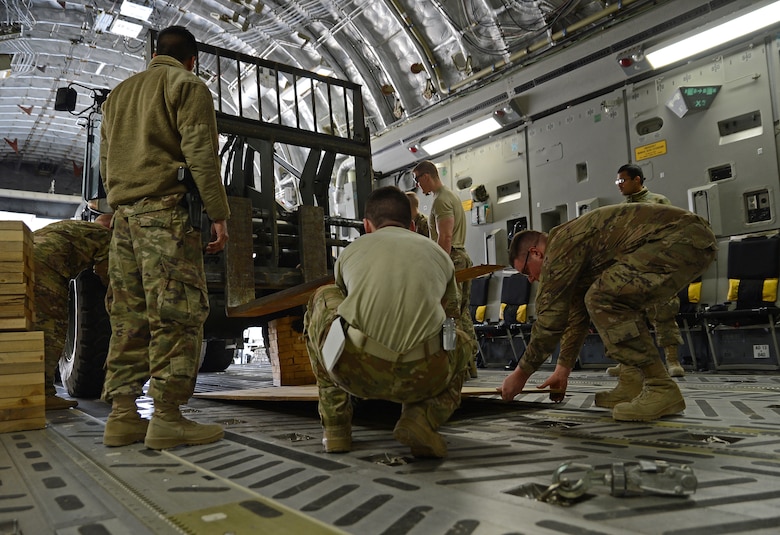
100;55;230;221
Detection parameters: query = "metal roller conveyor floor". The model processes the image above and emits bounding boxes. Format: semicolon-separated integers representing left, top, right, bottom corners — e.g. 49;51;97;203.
2;362;780;535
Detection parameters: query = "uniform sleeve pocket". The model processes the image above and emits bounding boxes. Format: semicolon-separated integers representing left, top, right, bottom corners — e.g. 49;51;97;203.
158;255;208;326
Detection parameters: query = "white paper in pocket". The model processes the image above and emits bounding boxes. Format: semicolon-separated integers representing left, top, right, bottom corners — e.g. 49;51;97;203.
322;317;346;372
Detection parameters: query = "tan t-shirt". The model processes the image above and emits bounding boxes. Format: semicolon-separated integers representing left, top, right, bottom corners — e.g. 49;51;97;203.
335;226;458;353
429;186;466;249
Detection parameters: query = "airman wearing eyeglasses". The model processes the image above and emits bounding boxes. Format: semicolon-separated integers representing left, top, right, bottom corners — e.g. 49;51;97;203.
611;164;686;385
412;160;479;378
616;164;671;205
498;203;717;422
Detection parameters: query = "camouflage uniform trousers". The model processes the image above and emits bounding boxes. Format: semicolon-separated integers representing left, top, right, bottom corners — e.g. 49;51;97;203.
304;285;471;430
585;224;717;369
102;195;209;405
34;270;69;397
450;247;478;359
645;295;684;348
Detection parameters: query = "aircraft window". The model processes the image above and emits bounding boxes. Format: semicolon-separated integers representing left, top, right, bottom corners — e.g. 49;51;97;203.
636;117;663;135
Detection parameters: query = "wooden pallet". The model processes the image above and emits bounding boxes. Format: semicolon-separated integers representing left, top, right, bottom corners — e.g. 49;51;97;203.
0;331;45;433
0;221;34;332
193;384;557;402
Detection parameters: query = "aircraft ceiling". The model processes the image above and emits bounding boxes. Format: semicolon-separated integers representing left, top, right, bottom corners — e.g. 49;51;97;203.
0;0;667;217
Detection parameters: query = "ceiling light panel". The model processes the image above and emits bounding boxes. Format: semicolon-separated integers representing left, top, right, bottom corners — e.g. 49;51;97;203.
120;1;153;22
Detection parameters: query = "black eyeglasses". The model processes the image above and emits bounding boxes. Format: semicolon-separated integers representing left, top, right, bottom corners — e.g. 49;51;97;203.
520;248;533;277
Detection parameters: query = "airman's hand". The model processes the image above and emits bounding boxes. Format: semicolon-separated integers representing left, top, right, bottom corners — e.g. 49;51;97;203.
206;219;228;254
538;364;571;403
497;367;532;401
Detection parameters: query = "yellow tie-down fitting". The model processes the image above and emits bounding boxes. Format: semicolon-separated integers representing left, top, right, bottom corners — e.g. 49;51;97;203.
551;460;698;499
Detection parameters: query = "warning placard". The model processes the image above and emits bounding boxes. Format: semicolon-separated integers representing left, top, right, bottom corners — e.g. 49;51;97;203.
634;140;667;161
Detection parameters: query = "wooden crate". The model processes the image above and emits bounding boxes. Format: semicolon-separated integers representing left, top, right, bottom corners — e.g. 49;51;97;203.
0;221;34;332
268;316;316;386
0;331;45;433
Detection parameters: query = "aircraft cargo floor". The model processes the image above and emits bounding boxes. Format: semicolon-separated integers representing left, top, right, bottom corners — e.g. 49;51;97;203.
2;362;780;535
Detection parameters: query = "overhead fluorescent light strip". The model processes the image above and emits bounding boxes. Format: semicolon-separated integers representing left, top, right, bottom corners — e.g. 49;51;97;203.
120;1;153;22
421;117;501;156
646;1;780;68
110;19;143;39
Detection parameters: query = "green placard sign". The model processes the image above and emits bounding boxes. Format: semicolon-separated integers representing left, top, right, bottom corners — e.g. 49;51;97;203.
680;86;721;111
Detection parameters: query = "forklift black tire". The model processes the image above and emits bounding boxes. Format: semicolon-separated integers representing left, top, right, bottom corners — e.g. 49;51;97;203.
199;339;235;372
59;270;110;399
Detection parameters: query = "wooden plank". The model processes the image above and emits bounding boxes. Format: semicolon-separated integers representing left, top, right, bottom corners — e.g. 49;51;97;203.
0;304;31;318
0;417;46;433
193;385;560;401
0;394;45;411
0;372;43;391
299;205;328;282
0;295;31;308
0;229;32;241
0;383;45;399
1;241;28;252
227;275;335;318
0;272;27;284
0;259;33;273
224;196;256;308
0;220;31;231
0;331;44;352
0;406;45;422
0;283;33;297
0;317;33;331
0;250;26;262
0;351;43;365
455;264;505;283
0;362;42;375
226;264;507;319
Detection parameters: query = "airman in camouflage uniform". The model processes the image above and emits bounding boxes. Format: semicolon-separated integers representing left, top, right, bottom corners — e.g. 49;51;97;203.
33;215;112;410
406;191;430;237
498;203;717;421
413;161;479;378
99;26;230;449
304;186;470;458
610;163;686;380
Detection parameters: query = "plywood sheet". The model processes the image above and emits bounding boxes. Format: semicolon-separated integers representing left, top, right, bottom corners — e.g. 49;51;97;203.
193;385;557;402
226;265;506;319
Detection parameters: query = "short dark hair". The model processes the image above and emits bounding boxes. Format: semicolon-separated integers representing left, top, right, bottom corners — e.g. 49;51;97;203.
412;160;438;178
365;186;412;229
618;164;644;184
508;229;543;266
156;26;198;64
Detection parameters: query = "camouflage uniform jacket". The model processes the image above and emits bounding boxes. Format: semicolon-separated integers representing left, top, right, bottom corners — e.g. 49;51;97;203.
518;203;716;375
100;55;230;221
34;220;111;281
625;186;670;205
414;213;430;237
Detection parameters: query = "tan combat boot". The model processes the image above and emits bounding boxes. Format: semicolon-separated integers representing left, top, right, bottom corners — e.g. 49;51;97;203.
612;359;685;421
393;406;447;458
594;365;643;408
322;424;352;453
46;395;78;411
605;363;622;377
664;346;685;377
144;401;224;450
103;395;148;447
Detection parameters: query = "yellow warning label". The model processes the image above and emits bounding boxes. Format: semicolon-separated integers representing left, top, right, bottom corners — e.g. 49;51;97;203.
634;140;667;161
462;199;473;211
